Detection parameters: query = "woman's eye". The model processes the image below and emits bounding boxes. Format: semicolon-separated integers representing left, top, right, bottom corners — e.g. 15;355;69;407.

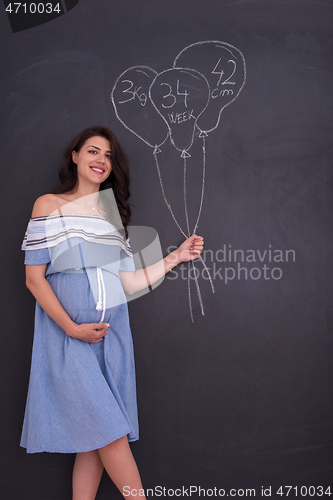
88;150;97;154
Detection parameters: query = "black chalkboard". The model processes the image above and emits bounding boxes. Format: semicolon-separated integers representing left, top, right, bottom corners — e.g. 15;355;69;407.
1;0;332;498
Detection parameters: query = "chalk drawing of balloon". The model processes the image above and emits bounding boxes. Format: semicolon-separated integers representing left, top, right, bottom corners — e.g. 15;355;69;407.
174;41;246;133
111;66;169;148
149;68;210;154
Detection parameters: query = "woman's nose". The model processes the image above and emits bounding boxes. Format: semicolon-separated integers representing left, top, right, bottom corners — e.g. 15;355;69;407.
97;153;105;163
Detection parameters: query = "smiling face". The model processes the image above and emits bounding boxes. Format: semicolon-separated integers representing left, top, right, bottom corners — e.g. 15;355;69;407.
72;135;112;189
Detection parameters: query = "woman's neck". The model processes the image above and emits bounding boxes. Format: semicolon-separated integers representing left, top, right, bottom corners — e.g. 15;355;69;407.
72;184;100;199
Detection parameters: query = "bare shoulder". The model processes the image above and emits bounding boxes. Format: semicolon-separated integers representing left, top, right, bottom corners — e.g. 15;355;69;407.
31;194;64;218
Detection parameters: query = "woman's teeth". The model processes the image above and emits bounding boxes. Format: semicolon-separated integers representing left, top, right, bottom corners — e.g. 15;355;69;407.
90;167;104;173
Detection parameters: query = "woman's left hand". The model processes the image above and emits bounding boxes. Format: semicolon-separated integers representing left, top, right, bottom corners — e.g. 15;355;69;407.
175;235;204;263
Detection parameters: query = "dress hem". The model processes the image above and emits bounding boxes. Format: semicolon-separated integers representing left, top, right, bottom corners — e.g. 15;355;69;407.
20;432;139;454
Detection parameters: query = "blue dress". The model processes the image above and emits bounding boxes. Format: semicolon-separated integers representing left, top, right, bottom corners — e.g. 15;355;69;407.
20;214;139;454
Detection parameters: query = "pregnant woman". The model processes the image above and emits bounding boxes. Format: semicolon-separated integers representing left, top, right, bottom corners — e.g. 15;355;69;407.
21;125;203;500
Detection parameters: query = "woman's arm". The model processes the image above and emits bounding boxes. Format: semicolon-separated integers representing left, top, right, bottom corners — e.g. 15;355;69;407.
119;234;204;295
27;194;109;343
25;264;109;344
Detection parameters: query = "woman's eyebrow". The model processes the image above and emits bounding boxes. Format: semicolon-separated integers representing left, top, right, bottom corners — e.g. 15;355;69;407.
87;144;112;153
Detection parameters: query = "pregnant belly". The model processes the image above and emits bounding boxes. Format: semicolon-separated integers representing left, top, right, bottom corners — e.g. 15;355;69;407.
47;268;128;325
47;270;102;324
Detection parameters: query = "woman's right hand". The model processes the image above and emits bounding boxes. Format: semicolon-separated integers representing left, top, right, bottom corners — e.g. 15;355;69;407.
25;263;110;344
67;322;110;343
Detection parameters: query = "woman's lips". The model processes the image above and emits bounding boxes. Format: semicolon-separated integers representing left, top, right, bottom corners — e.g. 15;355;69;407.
90;166;105;174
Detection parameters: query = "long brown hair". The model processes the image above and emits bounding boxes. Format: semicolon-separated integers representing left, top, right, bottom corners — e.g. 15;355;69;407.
51;126;131;239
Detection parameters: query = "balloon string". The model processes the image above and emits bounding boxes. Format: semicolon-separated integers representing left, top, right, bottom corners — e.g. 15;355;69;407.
193;135;215;294
153;148;213;320
198;254;215;294
184;154;207;316
153;149;188;239
187;262;194;323
183;156;190;238
185;155;205;318
193;135;206;235
192;260;205;316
